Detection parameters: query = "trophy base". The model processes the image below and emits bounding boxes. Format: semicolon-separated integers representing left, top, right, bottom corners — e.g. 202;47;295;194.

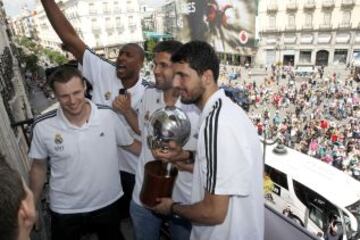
140;160;178;208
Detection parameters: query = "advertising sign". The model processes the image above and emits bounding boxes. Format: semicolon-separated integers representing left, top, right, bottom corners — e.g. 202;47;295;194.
175;0;256;54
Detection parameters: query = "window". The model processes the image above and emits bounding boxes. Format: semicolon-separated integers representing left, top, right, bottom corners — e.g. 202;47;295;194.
323;12;331;25
288;14;295;26
342;11;351;24
264;165;288;189
89;3;96;14
269;15;276;29
299;50;312;63
334;50;347;64
103;2;110;14
305;13;312;27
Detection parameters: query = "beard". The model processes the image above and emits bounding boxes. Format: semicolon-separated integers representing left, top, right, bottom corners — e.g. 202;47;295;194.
180;85;205;105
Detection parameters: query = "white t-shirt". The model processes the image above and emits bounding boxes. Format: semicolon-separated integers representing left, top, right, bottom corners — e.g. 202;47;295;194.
29;101;133;214
191;89;264;240
132;88;200;206
80;49;146;174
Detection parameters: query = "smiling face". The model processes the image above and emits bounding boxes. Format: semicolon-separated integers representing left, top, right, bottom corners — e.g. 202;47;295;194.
153;52;174;91
172;62;206;106
115;44;144;81
53;76;87;117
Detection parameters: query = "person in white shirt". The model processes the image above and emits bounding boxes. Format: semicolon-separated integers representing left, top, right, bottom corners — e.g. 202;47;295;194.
152;41;264;240
0;155;36;240
119;40;200;240
29;67;141;240
40;0;147;218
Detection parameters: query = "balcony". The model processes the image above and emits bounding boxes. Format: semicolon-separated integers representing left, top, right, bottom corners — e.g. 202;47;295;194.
338;22;351;29
341;0;355;8
286;2;298;11
322;0;335;8
103;9;111;14
89;9;97;15
92;25;101;33
319;23;332;30
262;26;279;34
267;3;278;13
303;0;315;10
285;25;296;31
302;24;313;30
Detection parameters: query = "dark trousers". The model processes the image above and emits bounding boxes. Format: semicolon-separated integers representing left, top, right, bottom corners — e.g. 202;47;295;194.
50;198;124;240
119;171;135;219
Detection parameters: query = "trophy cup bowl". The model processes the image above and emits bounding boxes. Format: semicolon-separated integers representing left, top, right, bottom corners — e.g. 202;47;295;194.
140;106;191;207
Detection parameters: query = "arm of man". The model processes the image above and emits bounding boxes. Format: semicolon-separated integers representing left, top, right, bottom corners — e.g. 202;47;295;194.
112;93;141;135
153;192;229;225
122;139;142;156
41;0;86;62
29;159;48;206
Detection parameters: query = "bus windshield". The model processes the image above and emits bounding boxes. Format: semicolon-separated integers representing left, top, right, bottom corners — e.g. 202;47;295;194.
346;200;360;237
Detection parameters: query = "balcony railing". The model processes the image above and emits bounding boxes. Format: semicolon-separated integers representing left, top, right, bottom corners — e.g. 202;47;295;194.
319;23;332;30
92;26;101;33
341;0;355;7
285;25;296;31
322;0;335;8
338;22;351;29
302;24;313;30
286;2;298;11
267;3;278;13
303;0;315;9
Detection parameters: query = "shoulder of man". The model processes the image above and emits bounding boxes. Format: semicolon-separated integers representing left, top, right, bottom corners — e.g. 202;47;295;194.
85;46;116;67
32;109;58;128
141;78;155;89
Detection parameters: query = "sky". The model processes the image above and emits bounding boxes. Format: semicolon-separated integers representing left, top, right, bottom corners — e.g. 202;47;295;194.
3;0;166;17
3;0;36;17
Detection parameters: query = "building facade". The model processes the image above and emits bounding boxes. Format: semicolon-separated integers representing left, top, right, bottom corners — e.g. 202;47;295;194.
256;0;360;67
31;0;143;59
0;0;33;178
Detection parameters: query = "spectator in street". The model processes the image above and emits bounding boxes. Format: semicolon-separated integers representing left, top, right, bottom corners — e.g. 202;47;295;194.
0;154;36;240
40;0;148;219
151;41;264;239
123;40;200;240
29;67;141;240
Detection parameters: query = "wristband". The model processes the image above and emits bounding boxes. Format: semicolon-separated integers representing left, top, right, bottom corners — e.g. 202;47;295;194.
170;202;180;215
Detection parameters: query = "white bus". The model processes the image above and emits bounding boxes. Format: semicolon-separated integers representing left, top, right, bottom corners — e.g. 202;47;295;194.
264;144;360;239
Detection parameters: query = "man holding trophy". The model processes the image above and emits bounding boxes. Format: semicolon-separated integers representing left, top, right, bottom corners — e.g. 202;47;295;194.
151;41;264;240
116;40;200;240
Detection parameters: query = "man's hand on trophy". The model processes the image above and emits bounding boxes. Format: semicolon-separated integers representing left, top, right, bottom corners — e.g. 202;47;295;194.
151;140;191;163
151;197;174;215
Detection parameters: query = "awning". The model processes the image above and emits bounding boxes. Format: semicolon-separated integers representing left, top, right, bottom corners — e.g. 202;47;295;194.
300;34;313;44
318;34;331;44
336;34;350;43
284;35;297;44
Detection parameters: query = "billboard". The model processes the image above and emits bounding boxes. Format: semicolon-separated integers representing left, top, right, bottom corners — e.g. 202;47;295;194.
174;0;256;54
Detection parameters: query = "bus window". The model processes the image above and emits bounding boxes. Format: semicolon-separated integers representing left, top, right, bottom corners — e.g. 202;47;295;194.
265;164;288;190
309;204;324;230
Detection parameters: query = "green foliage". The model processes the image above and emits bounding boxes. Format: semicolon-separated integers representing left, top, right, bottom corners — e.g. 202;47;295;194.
24;54;39;74
42;48;67;65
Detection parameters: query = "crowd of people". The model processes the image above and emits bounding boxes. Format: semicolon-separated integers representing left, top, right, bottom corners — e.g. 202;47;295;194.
222;64;360;178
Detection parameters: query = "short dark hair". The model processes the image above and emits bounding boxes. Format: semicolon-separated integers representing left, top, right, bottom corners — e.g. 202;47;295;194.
48;66;84;91
153;40;183;56
171;41;220;82
0;154;26;240
122;43;145;62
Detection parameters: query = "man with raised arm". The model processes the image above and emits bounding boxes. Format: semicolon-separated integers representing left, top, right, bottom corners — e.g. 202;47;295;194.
40;0;147;218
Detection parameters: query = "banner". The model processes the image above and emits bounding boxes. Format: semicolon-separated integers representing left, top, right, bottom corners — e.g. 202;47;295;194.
174;0;256;54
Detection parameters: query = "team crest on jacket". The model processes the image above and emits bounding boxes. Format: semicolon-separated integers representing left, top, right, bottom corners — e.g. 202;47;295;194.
104;91;111;100
54;134;63;145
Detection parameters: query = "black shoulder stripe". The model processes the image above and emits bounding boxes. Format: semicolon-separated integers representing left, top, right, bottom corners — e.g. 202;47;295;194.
96;104;113;110
86;46;116;67
141;79;155;88
32;110;57;125
205;99;222;194
30;110;57;138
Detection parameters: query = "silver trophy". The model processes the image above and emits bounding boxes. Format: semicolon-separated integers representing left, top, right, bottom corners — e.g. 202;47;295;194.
141;106;191;207
147;106;191;151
